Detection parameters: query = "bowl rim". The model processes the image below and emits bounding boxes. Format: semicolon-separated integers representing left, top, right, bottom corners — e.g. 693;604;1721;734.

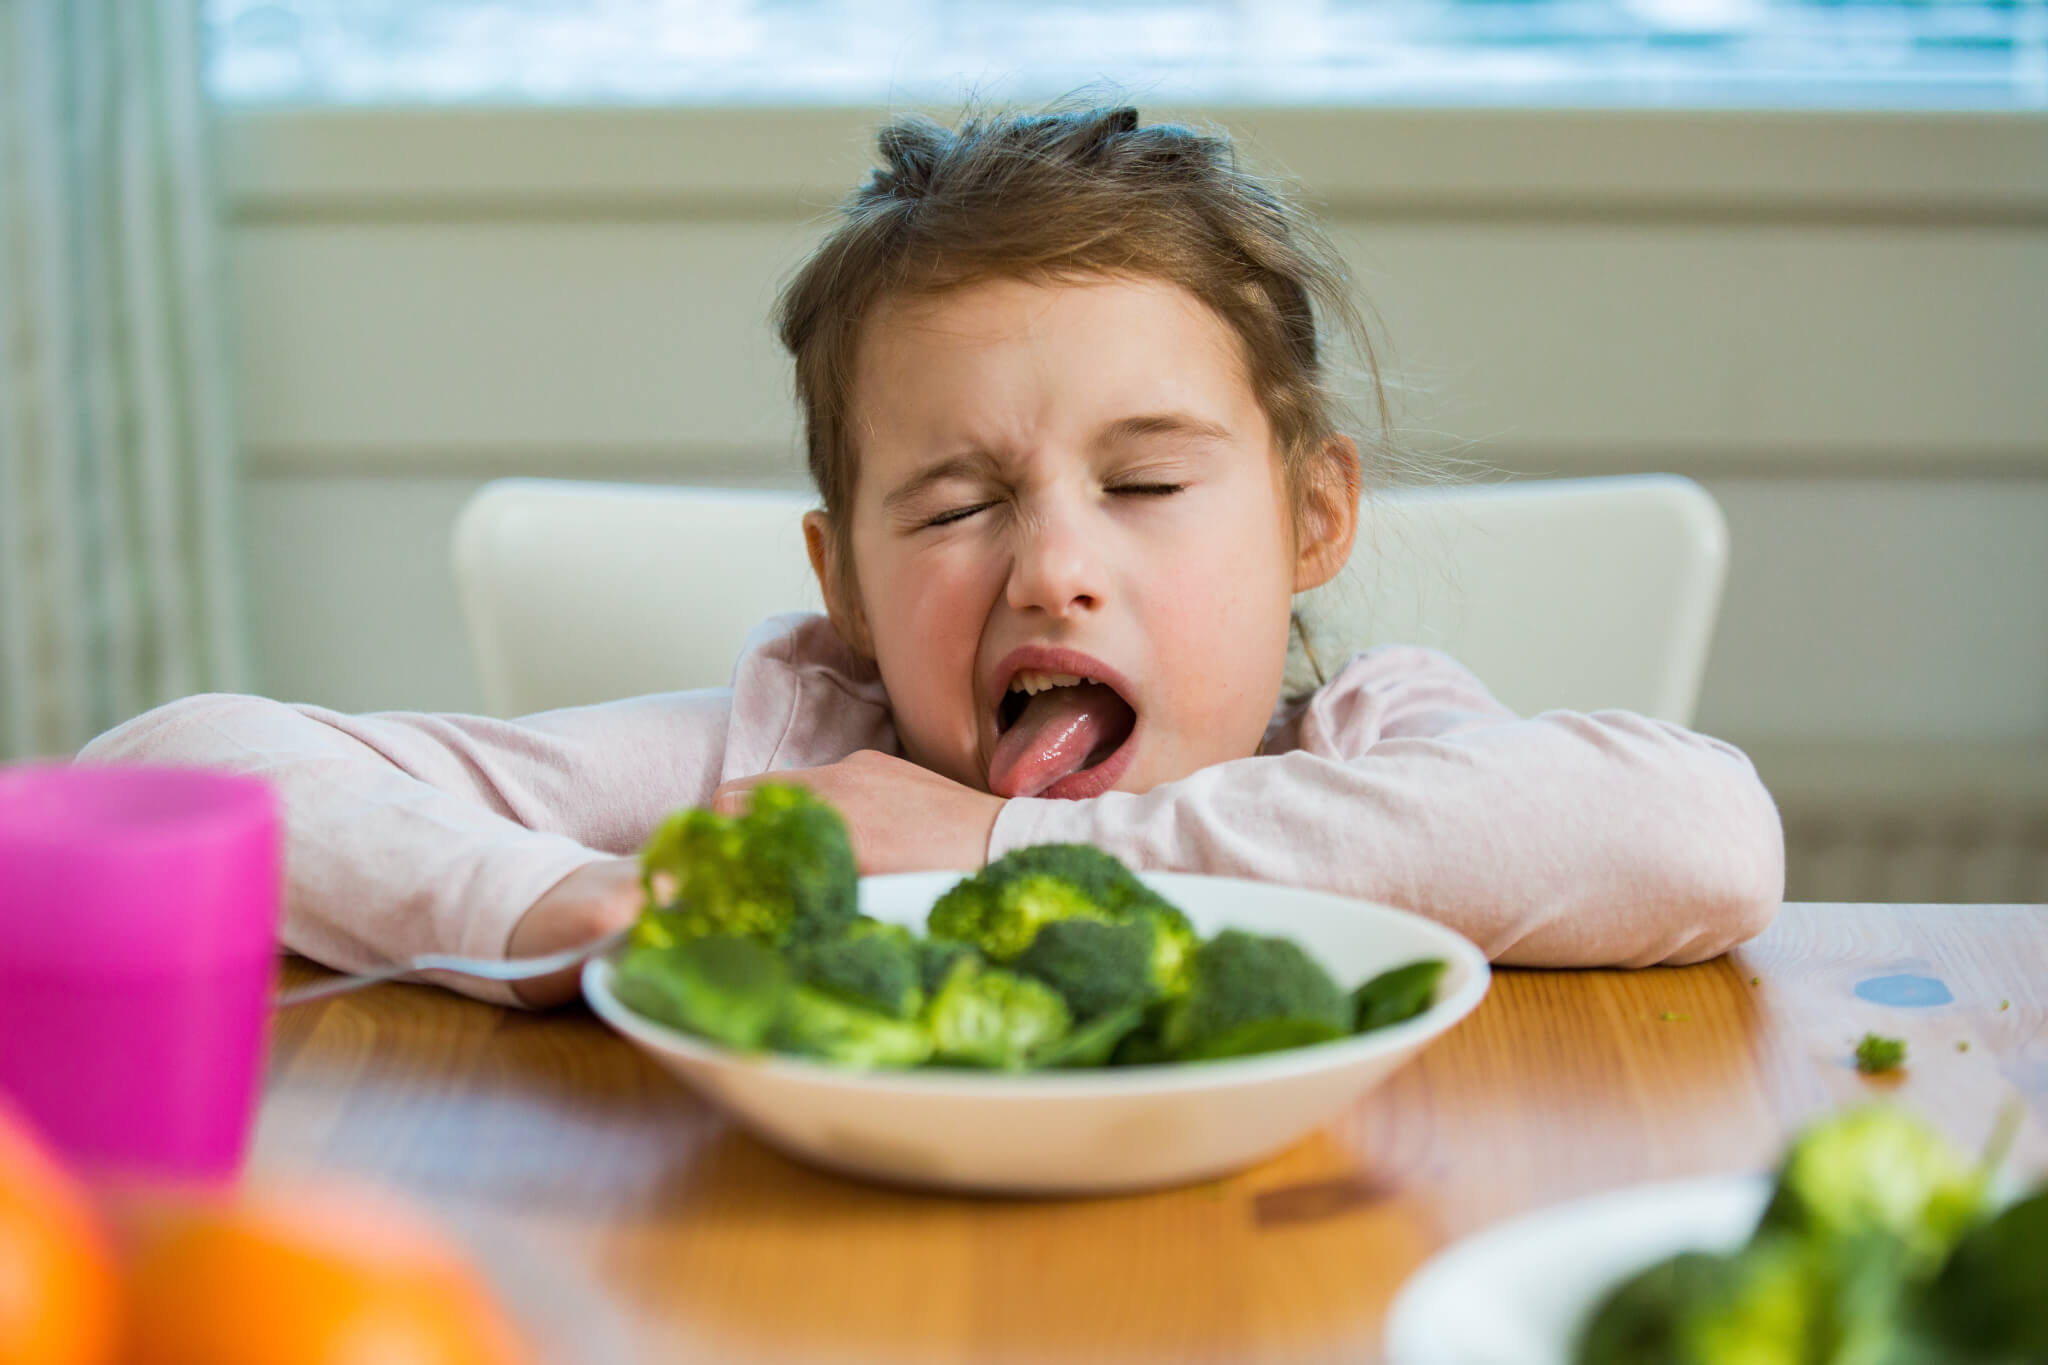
581;869;1491;1099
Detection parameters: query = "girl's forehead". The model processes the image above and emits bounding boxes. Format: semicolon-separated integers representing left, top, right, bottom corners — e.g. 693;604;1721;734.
852;275;1257;428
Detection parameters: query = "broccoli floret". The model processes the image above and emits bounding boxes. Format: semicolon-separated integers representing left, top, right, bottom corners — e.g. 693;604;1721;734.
1918;1186;2048;1359
770;987;933;1070
1012;917;1155;1020
745;783;862;940
924;957;1072;1070
1575;1242;1824;1365
610;933;791;1051
1160;929;1351;1062
632;783;857;950
1755;1106;1988;1274
913;935;980;996
1131;905;1199;1001
1678;1238;1831;1365
987;845;1199;996
1854;1033;1906;1075
1351;959;1448;1033
927;845;1199;998
973;844;1153;914
1109;1020;1173;1067
927;870;1104;961
791;918;923;1020
1031;1004;1146;1069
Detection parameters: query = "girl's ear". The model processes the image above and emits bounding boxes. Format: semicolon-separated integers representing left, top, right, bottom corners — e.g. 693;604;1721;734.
1293;434;1361;593
802;510;877;659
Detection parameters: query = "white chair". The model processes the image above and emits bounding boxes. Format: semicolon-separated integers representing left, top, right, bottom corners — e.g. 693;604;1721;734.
452;474;1727;724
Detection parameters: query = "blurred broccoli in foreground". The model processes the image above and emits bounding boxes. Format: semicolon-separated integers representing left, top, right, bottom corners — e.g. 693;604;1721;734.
632;783;857;951
1577;1243;1823;1365
1757;1103;1987;1272
1574;1106;2042;1365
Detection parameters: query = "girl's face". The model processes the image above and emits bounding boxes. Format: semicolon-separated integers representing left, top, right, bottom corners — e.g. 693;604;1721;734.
809;274;1355;800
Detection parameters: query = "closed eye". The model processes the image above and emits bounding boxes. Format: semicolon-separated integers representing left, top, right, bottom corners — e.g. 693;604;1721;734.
1108;483;1186;497
923;502;996;528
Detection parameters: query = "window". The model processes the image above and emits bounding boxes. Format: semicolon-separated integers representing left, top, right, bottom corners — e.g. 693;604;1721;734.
207;0;2047;108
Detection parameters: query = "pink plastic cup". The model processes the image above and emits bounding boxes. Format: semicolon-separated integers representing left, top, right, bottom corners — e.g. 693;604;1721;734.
0;762;281;1184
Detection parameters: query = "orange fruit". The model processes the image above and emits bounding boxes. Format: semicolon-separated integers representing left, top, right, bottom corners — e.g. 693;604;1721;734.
123;1181;530;1365
0;1102;118;1365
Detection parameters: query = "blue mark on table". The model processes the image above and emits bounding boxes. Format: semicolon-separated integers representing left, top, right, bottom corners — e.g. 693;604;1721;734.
1855;974;1954;1008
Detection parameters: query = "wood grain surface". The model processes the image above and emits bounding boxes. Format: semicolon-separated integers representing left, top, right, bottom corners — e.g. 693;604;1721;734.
256;903;2048;1365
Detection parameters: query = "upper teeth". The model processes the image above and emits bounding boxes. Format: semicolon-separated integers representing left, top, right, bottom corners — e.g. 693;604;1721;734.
1009;670;1095;696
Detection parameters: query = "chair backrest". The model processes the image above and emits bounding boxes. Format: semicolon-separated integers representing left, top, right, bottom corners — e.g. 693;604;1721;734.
452;474;1726;724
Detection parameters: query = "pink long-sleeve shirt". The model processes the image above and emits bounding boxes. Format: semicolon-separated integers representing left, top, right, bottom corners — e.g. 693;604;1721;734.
77;613;1784;1004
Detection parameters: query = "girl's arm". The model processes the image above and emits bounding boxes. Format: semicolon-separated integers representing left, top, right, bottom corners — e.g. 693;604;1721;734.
76;689;733;1000
987;646;1785;968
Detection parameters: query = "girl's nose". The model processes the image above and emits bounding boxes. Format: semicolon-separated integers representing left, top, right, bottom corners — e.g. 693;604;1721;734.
1005;500;1105;619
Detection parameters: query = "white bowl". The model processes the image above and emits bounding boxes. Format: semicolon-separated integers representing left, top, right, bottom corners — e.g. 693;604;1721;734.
1383;1174;1770;1365
582;870;1491;1195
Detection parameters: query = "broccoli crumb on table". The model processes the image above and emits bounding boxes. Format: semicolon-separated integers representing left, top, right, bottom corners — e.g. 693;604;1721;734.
261;895;2048;1364
1855;1031;1907;1075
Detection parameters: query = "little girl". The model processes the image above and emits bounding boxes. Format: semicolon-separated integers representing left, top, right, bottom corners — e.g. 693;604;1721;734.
80;105;1784;1007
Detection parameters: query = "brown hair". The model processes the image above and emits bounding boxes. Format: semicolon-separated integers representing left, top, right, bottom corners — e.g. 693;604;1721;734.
774;103;1393;590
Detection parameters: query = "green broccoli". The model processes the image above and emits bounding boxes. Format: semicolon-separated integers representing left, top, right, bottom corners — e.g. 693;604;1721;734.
1351;959;1448;1032
1109;1023;1173;1068
1575;1241;1825;1365
1675;1238;1824;1365
986;845;1200;996
1576;1107;2042;1365
790;918;924;1020
1125;901;1199;1002
927;868;1105;961
1012;916;1156;1020
1031;1004;1146;1069
610;933;791;1051
913;935;981;996
771;986;934;1070
1916;1186;2048;1359
631;782;857;950
1854;1033;1906;1075
924;956;1072;1070
928;845;1200;1000
1160;929;1351;1062
1755;1106;1989;1274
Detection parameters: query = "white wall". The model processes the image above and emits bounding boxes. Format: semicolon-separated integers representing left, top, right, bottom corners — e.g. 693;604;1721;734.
220;106;2048;898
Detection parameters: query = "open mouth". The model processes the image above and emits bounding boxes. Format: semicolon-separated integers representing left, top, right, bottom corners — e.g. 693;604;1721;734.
988;664;1139;801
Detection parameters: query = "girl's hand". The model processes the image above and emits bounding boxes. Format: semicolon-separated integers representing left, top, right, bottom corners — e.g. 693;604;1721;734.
504;857;644;1007
714;750;1004;876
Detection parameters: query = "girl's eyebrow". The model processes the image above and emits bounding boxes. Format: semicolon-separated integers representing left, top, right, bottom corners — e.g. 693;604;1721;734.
881;453;998;514
1096;412;1235;447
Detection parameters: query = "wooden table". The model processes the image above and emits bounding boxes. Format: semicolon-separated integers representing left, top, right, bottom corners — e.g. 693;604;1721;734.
257;904;2048;1365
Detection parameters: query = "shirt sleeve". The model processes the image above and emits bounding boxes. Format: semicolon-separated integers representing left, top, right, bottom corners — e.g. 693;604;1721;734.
986;646;1785;968
75;689;733;1002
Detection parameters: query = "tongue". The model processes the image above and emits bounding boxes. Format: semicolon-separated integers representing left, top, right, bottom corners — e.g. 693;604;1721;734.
989;683;1132;799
